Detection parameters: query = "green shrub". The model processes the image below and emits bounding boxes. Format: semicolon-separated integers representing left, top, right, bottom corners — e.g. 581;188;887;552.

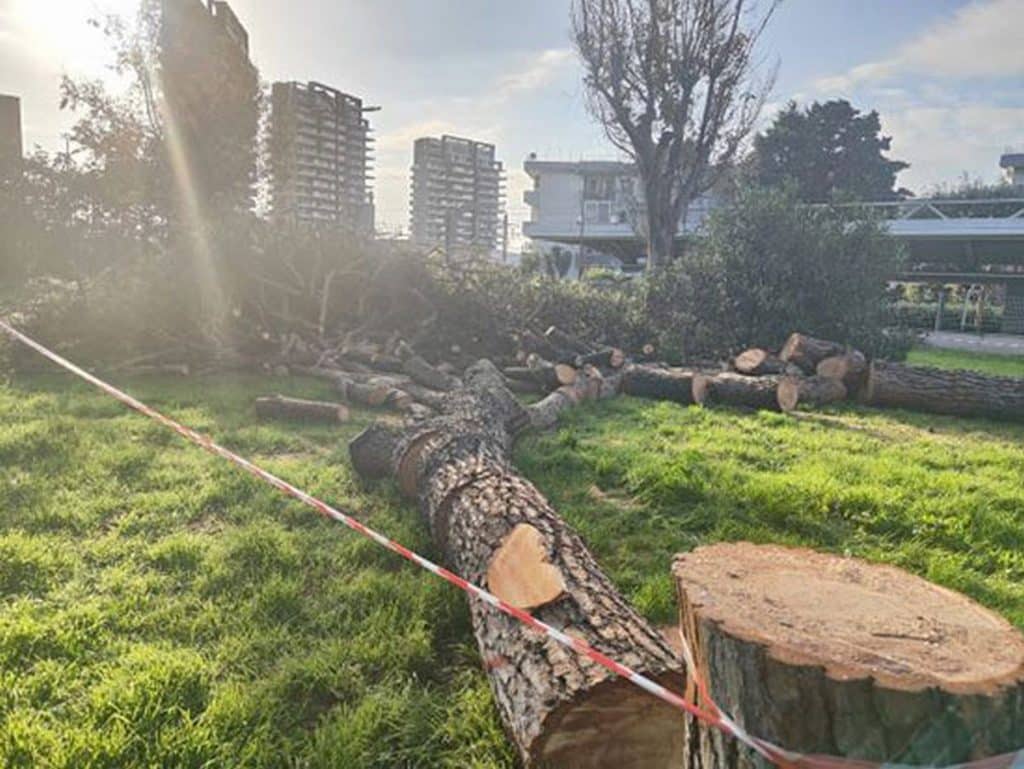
672;185;907;357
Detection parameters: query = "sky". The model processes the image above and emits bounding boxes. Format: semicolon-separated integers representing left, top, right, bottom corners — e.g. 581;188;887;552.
1;0;1022;239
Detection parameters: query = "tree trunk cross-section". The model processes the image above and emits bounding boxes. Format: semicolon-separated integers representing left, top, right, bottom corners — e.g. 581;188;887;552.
780;334;846;374
776;375;847;412
350;361;685;768
674;543;1024;769
733;348;785;376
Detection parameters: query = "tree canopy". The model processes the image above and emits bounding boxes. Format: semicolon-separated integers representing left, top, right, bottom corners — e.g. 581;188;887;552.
751;99;909;203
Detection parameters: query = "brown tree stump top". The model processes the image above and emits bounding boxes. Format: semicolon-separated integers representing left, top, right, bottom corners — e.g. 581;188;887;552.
674;542;1024;696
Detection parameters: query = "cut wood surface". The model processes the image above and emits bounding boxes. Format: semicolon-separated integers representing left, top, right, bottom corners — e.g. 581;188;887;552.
780;333;846;373
861;361;1024;421
692;372;781;410
776;375;847;412
816;350;868;393
620;365;698;405
674;543;1024;768
349;361;684;768
733;348;784;376
254;395;350;423
486;523;567;610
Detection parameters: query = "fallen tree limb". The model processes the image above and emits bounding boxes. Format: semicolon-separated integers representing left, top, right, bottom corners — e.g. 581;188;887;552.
349;361;684;768
254;395;350;423
395;340;461;391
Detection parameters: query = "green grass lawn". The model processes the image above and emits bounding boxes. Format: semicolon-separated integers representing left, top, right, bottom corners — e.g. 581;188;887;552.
2;370;1024;767
906;346;1024;378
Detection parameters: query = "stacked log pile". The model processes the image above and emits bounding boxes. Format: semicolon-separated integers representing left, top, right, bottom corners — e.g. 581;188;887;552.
716;331;1023;422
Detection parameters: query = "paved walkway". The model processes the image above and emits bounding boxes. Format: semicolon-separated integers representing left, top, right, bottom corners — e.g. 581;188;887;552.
920;331;1024;356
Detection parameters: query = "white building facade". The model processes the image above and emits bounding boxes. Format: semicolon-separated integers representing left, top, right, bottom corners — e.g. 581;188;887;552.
1001;153;1024;188
522;157;717;268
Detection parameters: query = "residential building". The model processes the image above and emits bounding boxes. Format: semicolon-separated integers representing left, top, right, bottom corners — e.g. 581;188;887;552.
0;94;22;178
1001;152;1024;188
410;135;504;251
269;81;375;232
158;0;259;212
522;156;715;266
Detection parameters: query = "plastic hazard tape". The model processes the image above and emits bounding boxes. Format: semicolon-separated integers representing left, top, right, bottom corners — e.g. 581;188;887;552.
2;319;1021;769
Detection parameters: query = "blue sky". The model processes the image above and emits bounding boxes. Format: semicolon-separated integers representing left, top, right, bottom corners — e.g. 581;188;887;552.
1;0;1022;237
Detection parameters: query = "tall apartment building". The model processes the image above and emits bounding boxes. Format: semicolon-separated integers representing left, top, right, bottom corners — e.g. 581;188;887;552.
0;94;22;178
159;0;258;213
410;135;504;250
269;81;375;232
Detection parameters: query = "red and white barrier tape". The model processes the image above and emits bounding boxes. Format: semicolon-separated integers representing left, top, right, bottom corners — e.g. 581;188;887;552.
2;319;1021;769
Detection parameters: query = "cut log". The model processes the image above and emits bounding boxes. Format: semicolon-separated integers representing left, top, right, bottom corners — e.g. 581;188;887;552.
349;361;684;768
575;348;627;370
674;542;1024;768
816;350;868;394
620;365;697;406
486;523;567;610
732;348;784;376
779;333;846;374
692;372;781;410
527;366;623;431
505;356;578;391
254;395;350;423
776;375;848;412
861;361;1024;421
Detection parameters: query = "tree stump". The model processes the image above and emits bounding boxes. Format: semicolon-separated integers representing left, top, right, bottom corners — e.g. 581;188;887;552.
780;334;846;374
692;373;781;411
861;361;1024;421
776;375;847;412
673;543;1024;769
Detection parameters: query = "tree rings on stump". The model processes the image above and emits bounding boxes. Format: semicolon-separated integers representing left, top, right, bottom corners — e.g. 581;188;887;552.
673;542;1024;767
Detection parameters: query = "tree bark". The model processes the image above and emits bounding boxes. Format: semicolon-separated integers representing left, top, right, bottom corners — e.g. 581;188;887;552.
505;356;578;391
692;373;781;411
861;361;1024;421
349;362;684;768
621;365;698;406
396;340;461;391
776;375;847;412
816;351;868;395
733;348;785;376
779;334;846;374
674;543;1024;769
254;395;350;423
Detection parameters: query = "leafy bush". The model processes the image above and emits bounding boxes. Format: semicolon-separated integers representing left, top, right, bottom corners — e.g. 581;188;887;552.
669;185;908;357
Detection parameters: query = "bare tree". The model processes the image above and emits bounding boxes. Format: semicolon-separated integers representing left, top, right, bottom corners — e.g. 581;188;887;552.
572;0;777;269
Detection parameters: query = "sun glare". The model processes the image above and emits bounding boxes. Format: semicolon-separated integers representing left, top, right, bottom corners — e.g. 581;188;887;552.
12;0;141;79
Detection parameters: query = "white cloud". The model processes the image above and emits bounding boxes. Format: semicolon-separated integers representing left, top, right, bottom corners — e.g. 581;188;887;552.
494;48;574;102
816;0;1024;92
882;105;1024;192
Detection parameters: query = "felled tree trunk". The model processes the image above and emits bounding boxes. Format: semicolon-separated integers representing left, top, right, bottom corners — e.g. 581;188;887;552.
861;361;1024;421
254;395;350;423
674;543;1024;769
692;373;781;411
504;356;578;391
349;361;685;768
620;365;698;406
816;350;868;394
780;333;846;374
776;375;847;412
732;348;784;376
